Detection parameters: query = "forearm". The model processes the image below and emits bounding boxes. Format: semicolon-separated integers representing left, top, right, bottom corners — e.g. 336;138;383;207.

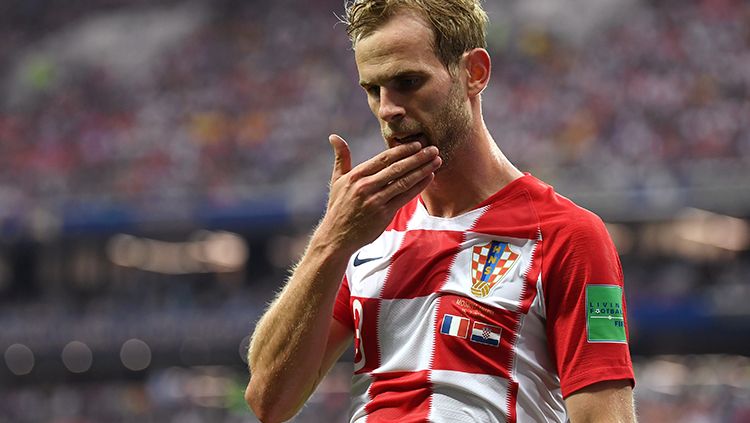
246;234;350;421
245;137;439;421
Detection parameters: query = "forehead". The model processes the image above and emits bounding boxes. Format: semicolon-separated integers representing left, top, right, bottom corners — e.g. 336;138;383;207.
354;12;447;84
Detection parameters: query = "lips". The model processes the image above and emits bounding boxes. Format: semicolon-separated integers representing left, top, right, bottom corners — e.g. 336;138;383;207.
396;133;423;143
391;132;426;146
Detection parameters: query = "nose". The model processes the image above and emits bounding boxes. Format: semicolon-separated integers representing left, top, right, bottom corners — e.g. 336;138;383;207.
377;88;405;123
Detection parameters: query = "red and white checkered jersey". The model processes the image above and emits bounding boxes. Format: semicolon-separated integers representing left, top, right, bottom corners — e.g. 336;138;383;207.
333;174;634;422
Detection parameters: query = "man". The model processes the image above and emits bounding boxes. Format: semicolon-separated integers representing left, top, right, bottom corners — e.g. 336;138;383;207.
245;0;636;422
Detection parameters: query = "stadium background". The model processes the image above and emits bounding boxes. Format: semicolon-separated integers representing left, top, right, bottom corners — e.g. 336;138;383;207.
1;0;749;421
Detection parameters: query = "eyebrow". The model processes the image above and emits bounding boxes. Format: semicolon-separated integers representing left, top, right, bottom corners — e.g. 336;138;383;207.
359;69;427;88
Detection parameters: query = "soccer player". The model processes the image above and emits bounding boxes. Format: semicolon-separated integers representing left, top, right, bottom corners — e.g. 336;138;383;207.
245;1;636;422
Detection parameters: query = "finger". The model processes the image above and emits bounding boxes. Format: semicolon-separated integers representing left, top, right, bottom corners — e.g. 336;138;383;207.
385;165;437;211
367;145;439;188
375;155;441;205
329;134;352;181
352;141;423;178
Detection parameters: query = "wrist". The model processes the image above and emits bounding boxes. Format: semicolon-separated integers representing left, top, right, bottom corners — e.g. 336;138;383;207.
310;217;360;257
304;228;355;271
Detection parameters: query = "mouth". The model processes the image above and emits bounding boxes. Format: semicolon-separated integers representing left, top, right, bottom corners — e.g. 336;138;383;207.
390;132;427;147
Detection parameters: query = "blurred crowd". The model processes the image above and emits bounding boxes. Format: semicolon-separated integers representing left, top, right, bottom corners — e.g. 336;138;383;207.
1;0;749;235
2;0;750;422
486;0;750;216
0;0;371;235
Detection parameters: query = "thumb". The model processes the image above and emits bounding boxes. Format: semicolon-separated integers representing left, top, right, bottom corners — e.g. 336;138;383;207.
329;134;352;181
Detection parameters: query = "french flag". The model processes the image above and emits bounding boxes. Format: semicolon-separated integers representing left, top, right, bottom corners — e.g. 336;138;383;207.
470;322;502;347
440;314;470;339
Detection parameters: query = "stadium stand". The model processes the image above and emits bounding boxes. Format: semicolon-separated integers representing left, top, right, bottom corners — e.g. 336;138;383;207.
1;0;749;421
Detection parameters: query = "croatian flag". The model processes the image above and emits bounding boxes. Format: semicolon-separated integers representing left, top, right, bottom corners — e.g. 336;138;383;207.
440;314;470;339
470;322;502;347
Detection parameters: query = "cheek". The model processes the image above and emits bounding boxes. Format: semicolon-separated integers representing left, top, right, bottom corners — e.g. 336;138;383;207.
417;99;445;128
420;86;452;115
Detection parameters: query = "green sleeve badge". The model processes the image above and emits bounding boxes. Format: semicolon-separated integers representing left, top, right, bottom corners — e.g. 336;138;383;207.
586;285;627;343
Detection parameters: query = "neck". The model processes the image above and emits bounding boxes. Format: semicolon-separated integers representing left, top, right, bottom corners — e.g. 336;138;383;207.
421;118;523;218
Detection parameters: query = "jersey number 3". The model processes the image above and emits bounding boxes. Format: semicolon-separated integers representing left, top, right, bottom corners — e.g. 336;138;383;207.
353;299;365;372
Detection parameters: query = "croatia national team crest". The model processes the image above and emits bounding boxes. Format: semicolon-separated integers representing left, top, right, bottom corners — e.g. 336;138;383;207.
470;240;520;298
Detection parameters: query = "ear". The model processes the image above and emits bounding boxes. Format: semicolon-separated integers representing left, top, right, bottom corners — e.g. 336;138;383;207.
463;48;491;97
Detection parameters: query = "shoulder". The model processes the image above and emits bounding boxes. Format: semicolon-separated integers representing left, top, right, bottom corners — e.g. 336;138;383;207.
521;175;610;242
520;176;620;277
472;174;609;243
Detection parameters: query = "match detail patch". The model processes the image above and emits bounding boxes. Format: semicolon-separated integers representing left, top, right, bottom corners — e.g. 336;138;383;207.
586;285;627;343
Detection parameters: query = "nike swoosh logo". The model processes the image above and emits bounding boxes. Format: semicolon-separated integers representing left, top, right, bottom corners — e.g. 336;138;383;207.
353;252;383;267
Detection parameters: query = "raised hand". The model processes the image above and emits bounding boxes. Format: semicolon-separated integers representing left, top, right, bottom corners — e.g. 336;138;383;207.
318;134;442;254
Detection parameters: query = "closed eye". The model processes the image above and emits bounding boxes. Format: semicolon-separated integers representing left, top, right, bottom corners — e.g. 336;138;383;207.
361;84;380;98
394;76;422;92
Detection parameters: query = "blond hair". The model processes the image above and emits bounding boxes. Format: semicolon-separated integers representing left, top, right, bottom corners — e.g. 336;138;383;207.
342;0;489;71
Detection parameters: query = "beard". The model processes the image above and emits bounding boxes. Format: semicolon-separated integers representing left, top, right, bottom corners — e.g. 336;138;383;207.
430;80;472;170
381;79;472;170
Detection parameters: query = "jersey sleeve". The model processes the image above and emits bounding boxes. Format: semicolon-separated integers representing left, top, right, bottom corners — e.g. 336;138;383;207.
333;275;353;330
542;211;635;398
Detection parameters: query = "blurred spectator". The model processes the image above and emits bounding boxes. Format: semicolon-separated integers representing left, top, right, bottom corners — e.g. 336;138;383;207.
1;0;749;234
